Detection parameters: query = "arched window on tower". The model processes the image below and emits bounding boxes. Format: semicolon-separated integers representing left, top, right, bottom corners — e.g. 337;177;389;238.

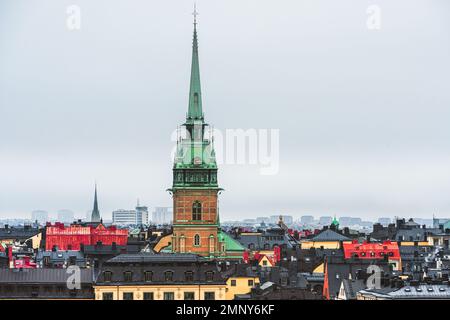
209;235;215;254
192;201;202;221
194;234;200;246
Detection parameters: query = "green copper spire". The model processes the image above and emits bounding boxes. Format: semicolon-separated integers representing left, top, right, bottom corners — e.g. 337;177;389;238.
331;215;339;229
91;184;101;222
170;6;220;192
186;5;203;123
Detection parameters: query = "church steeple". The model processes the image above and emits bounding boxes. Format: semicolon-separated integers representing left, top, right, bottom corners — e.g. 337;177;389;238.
186;4;203;123
91;183;101;223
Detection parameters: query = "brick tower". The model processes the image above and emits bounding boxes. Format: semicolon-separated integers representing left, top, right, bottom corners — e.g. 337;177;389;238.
168;9;224;258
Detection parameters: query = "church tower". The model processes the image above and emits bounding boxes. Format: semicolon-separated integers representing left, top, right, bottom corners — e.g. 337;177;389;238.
169;9;223;258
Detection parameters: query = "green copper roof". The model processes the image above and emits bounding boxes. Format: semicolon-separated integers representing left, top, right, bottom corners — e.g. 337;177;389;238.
218;231;245;252
186;21;203;123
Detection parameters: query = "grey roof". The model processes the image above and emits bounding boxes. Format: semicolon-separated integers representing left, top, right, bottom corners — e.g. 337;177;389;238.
0;227;40;240
107;253;203;264
235;229;297;250
0;268;93;284
259;281;275;290
36;250;85;261
303;272;325;283
326;258;392;299
342;279;366;300
359;285;450;299
97;255;224;285
311;229;350;241
82;244;127;255
221;263;259;278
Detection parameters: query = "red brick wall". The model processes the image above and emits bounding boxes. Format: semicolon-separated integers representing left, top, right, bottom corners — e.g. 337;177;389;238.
172;189;220;256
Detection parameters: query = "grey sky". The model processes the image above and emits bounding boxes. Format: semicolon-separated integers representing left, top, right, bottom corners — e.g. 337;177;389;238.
1;0;449;221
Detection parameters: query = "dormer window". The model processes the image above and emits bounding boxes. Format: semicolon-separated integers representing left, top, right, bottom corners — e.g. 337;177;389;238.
103;271;112;282
165;271;174;282
124;271;133;282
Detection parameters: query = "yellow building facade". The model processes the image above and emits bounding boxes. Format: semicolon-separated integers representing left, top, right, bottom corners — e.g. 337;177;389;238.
225;276;260;300
94;284;227;300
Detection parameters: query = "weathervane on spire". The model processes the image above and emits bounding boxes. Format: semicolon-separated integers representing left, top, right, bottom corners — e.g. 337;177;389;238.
192;3;199;26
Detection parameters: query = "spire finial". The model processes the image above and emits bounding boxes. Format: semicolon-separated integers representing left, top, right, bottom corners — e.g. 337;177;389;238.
193;3;199;26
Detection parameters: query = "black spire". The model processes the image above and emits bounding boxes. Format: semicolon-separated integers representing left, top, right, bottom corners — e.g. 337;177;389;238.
91;183;101;222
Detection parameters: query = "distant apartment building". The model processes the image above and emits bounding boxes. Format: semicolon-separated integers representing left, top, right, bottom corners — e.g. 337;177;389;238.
57;210;74;223
136;205;148;225
269;215;293;225
256;217;269;223
338;217;352;227
31;210;48;224
319;216;333;225
151;207;172;225
113;210;137;225
377;217;391;226
113;205;148;226
301;216;315;225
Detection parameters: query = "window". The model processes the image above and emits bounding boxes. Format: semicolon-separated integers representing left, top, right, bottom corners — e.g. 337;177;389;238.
248;280;254;287
103;271;112;282
180;236;186;253
165;271;174;282
194;234;201;246
144;271;153;282
184;292;195;300
69;256;77;265
192;201;202;220
164;292;175;300
230;280;236;287
185;271;194;282
102;292;113;300
123;292;134;300
204;292;215;300
143;292;154;300
124;271;133;282
194;93;199;105
209;235;215;253
31;286;39;297
205;271;214;282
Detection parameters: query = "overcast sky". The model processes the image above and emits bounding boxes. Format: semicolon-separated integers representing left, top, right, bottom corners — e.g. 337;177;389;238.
1;0;449;221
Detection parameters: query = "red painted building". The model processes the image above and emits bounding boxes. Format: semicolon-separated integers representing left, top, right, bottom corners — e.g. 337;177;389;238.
45;223;128;251
342;240;400;260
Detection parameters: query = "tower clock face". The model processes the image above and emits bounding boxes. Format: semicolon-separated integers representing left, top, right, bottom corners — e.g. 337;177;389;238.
193;157;202;165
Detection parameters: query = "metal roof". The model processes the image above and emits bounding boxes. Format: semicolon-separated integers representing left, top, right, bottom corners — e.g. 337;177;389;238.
107;253;204;264
359;284;450;299
311;229;350;241
0;268;93;284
